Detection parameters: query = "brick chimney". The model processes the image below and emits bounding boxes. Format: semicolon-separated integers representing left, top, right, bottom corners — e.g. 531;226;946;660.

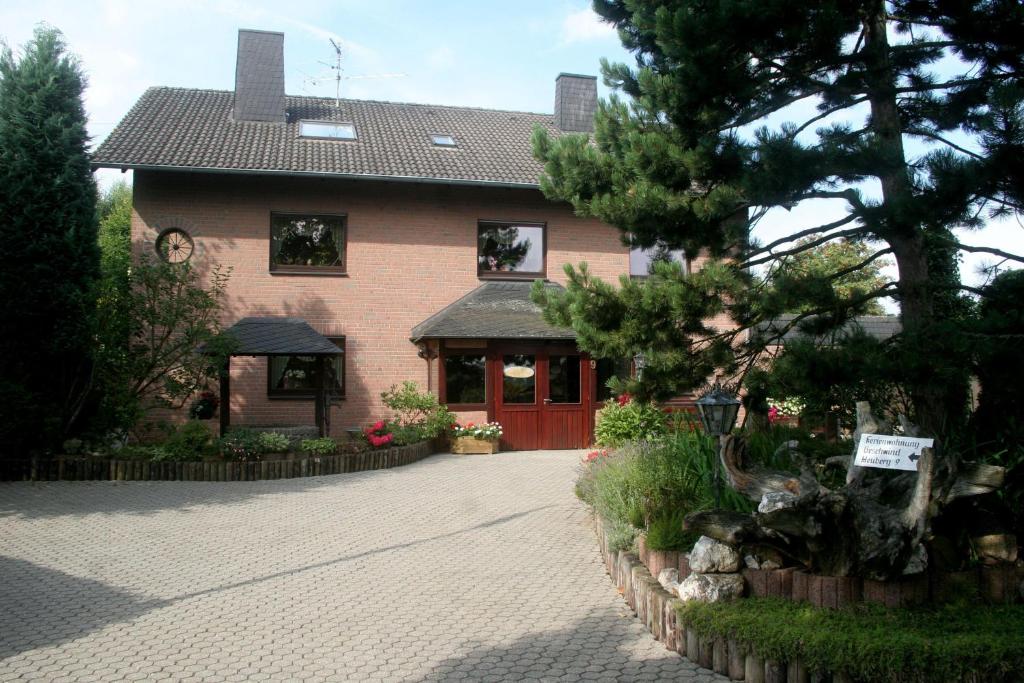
233;29;286;123
554;73;598;132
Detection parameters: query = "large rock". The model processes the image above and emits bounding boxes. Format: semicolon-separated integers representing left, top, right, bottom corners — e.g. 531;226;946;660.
758;491;798;514
689;535;741;573
677;572;745;603
658;568;679;593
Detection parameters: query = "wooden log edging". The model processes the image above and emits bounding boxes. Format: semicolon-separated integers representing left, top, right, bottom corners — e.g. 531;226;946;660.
0;441;436;483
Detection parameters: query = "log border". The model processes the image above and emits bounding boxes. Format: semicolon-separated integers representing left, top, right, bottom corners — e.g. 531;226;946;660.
0;441;436;483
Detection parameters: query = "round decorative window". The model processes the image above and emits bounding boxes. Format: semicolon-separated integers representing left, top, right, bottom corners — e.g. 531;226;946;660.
155;228;194;263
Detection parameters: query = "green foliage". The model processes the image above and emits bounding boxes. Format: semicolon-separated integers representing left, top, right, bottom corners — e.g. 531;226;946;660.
0;27;99;454
300;437;337;457
645;510;690;551
257;431;290;454
380;381;454;440
594;399;667;447
678;598;1024;682
531;1;1024;433
219;428;263;462
115;444;169;461
385;422;427;447
92;256;234;439
773;238;891;315
160;421;213;462
582;430;752;551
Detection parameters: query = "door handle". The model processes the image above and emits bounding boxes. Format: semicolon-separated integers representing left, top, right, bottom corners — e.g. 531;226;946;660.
543;398;552;405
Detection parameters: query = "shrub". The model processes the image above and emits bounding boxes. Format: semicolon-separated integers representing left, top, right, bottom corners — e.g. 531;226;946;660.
381;381;455;439
579;430;753;551
116;445;169;460
594;399;667;447
161;421;213;462
300;437;337;457
645;510;690;551
386;422;424;447
219;428;263;461
257;431;290;454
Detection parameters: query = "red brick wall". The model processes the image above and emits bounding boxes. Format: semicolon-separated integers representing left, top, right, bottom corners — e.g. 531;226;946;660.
132;171;629;430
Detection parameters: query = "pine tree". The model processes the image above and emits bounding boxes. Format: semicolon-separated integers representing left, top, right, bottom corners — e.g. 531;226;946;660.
532;0;1023;436
0;27;99;455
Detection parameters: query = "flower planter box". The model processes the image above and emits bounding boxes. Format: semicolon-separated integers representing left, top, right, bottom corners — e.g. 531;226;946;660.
451;436;499;455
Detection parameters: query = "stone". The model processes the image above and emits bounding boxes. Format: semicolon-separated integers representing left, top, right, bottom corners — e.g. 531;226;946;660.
657;568;679;593
758;491;798;514
760;559;781;571
677;572;745;602
744;555;760;569
689;535;741;573
902;544;928;575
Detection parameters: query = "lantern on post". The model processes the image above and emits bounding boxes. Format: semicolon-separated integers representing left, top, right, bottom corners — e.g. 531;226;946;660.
633;351;647;381
695;383;741;507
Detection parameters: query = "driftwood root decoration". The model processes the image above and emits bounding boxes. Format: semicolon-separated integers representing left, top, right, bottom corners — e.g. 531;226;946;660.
684;401;1007;580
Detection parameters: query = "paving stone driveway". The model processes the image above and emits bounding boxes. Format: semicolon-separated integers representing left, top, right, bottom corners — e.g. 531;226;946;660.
0;450;725;682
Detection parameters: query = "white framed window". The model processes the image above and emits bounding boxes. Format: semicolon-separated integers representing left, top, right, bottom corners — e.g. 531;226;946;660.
629;243;688;277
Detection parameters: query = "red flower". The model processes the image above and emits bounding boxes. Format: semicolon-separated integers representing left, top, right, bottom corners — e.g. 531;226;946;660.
616;393;632;407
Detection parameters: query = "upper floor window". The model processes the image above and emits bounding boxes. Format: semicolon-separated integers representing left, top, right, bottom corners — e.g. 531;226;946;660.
629;242;688;277
478;221;545;278
299;121;356;140
268;337;346;399
270;213;346;274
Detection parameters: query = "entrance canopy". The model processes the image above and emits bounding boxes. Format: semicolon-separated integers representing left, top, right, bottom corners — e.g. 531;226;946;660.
214;317;343;437
411;281;575;342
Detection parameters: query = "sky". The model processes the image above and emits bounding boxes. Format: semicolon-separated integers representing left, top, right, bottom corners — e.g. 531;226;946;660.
2;0;1020;300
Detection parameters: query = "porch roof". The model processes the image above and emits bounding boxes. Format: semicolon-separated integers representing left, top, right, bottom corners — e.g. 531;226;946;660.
221;317;343;356
411;281;576;342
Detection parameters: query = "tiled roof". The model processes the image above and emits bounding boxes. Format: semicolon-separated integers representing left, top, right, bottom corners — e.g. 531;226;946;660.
223;317;343;355
754;314;901;346
92;87;563;187
411;281;575;341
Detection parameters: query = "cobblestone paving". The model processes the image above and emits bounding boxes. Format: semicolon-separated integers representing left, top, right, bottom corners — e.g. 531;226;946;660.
0;451;725;682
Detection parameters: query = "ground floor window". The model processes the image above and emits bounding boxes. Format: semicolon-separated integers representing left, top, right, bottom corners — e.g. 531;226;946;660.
443;353;486;405
268;337;345;398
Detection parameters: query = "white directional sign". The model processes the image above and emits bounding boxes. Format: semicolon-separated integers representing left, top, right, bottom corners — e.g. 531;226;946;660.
854;434;934;471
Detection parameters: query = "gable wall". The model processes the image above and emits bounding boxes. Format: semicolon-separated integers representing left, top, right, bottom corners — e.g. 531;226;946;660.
131;170;634;431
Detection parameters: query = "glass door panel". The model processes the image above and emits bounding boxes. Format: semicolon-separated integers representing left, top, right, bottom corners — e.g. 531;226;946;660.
502;354;536;404
547;354;581;404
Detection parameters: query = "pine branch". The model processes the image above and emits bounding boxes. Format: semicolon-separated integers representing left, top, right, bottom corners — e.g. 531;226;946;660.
744;227;870;269
742;214;861;262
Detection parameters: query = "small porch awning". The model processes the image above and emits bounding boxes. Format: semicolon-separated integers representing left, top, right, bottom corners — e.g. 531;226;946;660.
221;317;343;355
411;281;576;342
213;317;343;438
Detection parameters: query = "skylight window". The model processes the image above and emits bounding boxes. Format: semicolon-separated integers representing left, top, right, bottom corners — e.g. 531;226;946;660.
300;121;357;140
430;134;457;147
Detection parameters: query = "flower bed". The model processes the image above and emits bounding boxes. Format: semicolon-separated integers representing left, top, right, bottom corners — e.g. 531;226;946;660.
0;440;436;482
596;515;1024;682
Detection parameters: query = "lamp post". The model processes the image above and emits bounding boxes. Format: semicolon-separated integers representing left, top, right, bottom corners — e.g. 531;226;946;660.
633;351;647;381
695;383;741;508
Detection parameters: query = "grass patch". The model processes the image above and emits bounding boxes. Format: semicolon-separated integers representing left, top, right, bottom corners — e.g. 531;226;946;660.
678;597;1024;682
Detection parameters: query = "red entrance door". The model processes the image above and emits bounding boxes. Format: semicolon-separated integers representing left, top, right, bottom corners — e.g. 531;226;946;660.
490;346;591;450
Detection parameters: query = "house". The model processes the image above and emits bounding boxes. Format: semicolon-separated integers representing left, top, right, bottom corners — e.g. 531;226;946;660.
92;29;702;450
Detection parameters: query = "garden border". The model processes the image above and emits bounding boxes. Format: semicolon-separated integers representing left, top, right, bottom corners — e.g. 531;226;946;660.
595;516;1018;682
0;440;436;482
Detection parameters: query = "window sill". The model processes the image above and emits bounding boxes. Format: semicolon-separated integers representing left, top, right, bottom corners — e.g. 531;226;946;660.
268;394;346;401
445;404;488;412
269;269;349;277
477;273;546;281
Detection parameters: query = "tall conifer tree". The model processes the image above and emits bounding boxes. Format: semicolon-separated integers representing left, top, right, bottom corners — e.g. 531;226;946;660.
0;27;99;454
533;0;1023;436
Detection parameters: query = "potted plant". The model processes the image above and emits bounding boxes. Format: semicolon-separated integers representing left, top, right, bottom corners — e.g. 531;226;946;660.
189;390;220;420
450;421;502;454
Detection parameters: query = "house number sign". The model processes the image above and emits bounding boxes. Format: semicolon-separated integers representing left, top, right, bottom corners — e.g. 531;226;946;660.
854;434;934;471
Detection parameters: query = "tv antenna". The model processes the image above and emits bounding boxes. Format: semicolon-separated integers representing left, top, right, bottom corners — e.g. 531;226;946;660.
300;38;406;108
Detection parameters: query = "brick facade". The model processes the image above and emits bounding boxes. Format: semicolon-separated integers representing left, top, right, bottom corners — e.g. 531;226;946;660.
133;170;631;431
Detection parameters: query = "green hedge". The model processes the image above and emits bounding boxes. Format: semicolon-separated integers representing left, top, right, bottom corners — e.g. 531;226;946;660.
678;598;1024;682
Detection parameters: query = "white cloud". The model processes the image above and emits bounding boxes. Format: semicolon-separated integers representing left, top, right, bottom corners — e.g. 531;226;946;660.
426;45;455;70
560;7;615;45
